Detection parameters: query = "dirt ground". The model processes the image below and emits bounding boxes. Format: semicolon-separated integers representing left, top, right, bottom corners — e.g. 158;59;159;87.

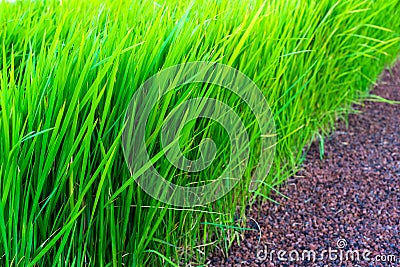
208;61;400;267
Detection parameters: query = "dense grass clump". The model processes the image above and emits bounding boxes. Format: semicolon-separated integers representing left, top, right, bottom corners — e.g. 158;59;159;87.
0;0;399;266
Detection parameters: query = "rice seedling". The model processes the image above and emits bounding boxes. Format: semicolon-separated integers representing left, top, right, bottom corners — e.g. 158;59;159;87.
0;0;399;266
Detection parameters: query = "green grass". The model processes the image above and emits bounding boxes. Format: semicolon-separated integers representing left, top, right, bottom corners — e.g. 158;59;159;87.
0;0;399;266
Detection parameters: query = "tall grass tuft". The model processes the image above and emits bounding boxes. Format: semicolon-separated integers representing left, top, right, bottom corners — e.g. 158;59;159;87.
0;0;399;266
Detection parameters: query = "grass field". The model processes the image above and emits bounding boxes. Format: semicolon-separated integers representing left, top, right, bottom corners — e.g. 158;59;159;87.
0;0;399;266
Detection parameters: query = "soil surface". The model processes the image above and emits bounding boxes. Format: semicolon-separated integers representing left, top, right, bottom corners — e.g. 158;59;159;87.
208;62;400;267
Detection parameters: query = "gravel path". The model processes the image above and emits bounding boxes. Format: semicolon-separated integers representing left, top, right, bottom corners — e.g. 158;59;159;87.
208;62;400;267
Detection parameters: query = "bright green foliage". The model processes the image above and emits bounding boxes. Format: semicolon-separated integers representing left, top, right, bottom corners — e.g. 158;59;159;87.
0;0;399;266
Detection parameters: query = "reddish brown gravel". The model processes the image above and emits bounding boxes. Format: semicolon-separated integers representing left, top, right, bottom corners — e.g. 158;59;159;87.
208;62;400;267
